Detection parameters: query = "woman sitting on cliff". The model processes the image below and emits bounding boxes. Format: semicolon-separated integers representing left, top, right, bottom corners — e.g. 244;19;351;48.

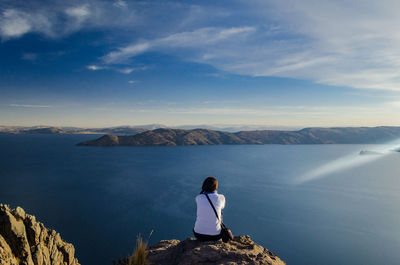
193;176;226;242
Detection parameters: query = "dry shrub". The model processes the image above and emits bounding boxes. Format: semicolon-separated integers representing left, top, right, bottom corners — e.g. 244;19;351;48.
112;232;153;265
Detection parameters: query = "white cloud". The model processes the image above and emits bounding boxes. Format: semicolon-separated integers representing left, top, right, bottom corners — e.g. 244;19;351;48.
65;6;90;19
87;65;105;70
113;0;127;8
128;80;136;84
0;9;52;39
0;9;31;38
64;5;93;33
117;68;135;74
87;64;147;74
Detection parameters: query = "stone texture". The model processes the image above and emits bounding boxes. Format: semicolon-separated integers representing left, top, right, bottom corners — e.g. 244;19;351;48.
0;204;80;265
146;235;286;265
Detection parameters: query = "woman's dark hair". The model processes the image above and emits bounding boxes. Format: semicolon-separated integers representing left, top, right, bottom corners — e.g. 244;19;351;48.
200;176;218;194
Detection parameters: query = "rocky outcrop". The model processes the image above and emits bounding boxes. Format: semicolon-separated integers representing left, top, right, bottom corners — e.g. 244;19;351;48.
145;235;285;265
0;204;80;265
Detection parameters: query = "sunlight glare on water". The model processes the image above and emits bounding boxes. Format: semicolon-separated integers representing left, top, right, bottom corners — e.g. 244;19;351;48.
296;138;400;184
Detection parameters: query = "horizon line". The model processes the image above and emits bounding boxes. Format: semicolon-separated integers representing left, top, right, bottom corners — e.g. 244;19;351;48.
2;124;400;130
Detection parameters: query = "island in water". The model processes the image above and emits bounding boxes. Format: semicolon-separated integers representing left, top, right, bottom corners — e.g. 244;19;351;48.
77;126;400;146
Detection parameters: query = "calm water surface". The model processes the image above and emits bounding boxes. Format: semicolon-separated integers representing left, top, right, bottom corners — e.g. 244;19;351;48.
1;134;400;265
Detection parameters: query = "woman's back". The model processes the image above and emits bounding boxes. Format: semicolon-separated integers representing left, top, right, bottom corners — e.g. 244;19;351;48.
194;191;225;235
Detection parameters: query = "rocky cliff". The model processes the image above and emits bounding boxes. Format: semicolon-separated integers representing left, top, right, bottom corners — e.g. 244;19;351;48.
0;204;80;265
116;235;285;265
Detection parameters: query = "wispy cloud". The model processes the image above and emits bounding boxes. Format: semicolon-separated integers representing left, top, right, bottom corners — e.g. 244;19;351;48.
65;6;90;19
86;64;147;74
116;66;148;74
64;5;90;31
102;26;255;64
8;104;52;108
117;68;135;74
113;0;127;9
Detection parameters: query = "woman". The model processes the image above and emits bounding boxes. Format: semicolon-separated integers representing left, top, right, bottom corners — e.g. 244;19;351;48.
193;176;226;241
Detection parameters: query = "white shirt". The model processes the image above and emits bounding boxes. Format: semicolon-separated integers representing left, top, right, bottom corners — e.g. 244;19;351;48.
194;191;226;235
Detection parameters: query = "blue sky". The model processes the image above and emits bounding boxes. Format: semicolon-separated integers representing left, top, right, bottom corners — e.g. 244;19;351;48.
1;0;400;127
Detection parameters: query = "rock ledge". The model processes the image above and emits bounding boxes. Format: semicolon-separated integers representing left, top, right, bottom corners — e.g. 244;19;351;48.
146;235;286;265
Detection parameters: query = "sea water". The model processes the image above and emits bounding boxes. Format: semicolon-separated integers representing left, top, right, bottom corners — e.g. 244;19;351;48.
0;134;399;265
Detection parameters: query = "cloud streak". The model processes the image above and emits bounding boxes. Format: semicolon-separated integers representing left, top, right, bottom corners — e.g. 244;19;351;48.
8;104;52;108
102;26;255;64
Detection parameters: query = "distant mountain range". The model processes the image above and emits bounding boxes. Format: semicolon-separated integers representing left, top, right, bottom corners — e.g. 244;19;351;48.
171;125;301;132
0;124;300;135
76;126;400;146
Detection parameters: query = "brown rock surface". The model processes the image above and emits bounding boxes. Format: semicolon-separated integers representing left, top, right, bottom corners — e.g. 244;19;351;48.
0;204;80;265
146;235;286;265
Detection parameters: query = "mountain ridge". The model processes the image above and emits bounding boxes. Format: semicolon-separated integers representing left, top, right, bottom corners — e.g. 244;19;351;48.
77;126;400;146
0;125;162;135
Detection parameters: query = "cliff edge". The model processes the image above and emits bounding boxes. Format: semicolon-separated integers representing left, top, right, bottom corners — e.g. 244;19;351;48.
116;236;285;265
0;204;80;265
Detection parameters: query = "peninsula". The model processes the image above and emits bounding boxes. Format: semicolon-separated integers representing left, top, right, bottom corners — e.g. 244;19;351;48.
77;126;400;146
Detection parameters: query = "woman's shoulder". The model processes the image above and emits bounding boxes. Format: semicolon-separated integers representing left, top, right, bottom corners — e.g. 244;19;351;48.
195;193;225;200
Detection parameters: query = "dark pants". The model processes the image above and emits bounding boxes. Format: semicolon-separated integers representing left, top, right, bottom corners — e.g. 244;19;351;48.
193;229;222;242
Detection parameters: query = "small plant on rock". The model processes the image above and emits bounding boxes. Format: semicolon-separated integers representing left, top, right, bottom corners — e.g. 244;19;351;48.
131;234;149;265
112;231;153;265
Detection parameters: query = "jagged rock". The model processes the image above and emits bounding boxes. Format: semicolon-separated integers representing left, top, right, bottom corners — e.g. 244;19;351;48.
145;235;285;265
0;204;80;265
